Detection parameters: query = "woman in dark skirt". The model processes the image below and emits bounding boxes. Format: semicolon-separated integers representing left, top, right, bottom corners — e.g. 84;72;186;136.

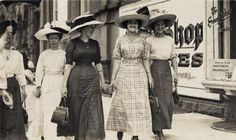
61;13;106;140
0;20;27;140
145;11;178;140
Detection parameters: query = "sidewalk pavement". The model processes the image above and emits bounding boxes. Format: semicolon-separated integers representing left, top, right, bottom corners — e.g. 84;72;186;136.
102;96;236;140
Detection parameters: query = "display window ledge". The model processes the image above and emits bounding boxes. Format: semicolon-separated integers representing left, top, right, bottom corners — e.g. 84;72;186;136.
202;80;236;96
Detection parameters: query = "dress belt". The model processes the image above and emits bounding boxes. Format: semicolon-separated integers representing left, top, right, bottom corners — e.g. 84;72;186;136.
6;73;15;78
75;62;92;66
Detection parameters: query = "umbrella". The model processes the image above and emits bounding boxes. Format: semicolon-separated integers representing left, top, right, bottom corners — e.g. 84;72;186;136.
0;0;41;7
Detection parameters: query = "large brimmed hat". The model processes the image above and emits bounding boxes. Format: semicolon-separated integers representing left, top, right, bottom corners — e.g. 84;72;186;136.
34;22;60;40
147;9;176;28
0;20;17;35
69;14;104;35
51;20;71;34
115;14;149;29
136;6;151;31
34;20;70;41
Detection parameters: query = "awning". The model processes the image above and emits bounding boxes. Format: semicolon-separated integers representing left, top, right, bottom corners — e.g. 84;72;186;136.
0;0;41;7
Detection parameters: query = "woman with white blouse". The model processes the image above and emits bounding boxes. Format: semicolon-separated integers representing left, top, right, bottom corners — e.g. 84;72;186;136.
34;21;70;140
0;20;27;140
145;11;178;140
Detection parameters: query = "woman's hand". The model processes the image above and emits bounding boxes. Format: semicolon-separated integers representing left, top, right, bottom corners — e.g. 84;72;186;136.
148;75;154;89
173;72;178;84
21;87;27;102
21;85;27;102
35;86;41;98
61;86;67;97
110;80;117;92
100;83;107;92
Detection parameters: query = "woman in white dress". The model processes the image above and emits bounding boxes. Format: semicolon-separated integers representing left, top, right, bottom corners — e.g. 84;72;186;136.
34;21;70;140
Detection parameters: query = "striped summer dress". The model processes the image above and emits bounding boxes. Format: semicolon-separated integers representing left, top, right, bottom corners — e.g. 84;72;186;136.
106;34;152;135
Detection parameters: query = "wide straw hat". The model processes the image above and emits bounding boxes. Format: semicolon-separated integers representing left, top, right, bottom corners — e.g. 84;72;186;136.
69;13;104;35
51;20;71;34
34;22;60;40
147;9;176;28
115;14;149;29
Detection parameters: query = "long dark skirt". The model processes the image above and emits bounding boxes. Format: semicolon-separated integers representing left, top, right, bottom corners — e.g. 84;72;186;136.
151;60;173;131
0;77;27;140
67;64;105;140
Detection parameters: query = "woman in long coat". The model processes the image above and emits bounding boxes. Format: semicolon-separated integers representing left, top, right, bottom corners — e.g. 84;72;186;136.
34;21;70;140
60;13;106;140
145;11;178;140
0;19;27;140
106;13;153;140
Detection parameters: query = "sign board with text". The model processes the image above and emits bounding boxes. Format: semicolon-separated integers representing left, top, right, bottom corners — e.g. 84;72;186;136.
209;59;236;81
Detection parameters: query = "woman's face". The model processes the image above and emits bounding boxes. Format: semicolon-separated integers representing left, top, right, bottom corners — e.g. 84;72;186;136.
81;25;96;37
4;26;14;50
127;20;139;33
154;20;166;34
48;34;60;49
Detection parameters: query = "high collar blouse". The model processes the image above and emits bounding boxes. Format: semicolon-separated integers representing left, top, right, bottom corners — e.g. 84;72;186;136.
145;35;176;60
35;49;65;87
65;38;101;65
0;49;26;88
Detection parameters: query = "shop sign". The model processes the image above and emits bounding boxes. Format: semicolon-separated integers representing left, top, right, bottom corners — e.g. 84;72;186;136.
120;0;207;88
209;59;236;80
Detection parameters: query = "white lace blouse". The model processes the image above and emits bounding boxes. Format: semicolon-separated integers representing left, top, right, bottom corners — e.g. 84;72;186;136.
0;49;26;89
35;49;66;87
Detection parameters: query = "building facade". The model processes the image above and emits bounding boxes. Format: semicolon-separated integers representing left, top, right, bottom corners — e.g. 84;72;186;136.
69;0;236;121
4;0;234;121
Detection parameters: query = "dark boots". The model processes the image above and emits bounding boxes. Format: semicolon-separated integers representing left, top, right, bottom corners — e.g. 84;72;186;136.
156;130;165;140
117;132;123;140
117;132;139;140
131;136;139;140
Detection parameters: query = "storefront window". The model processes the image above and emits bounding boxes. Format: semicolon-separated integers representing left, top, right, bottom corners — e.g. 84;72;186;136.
230;1;236;59
217;0;236;59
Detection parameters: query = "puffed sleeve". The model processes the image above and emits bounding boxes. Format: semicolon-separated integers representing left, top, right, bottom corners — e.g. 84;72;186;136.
94;41;101;65
65;42;74;65
0;70;7;89
142;38;151;60
15;52;26;87
112;37;122;59
35;52;45;87
170;43;177;59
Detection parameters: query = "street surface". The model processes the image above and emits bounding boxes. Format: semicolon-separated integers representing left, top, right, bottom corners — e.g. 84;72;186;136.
102;96;236;140
26;96;236;140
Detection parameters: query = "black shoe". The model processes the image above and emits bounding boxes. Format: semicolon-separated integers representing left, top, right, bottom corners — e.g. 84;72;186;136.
131;136;139;140
117;131;123;140
156;130;165;140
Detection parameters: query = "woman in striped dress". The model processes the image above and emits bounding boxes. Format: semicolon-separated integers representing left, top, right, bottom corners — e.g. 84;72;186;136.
106;13;153;140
